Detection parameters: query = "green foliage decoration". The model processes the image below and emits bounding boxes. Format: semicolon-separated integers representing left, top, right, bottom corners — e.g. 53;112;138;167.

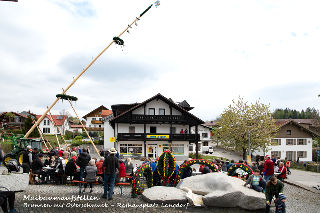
113;37;124;45
56;94;78;101
157;150;175;186
227;163;253;176
131;163;153;198
174;159;218;186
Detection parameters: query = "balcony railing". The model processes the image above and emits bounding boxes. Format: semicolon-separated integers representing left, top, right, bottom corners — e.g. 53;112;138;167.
131;114;184;122
85;127;104;131
117;133;200;141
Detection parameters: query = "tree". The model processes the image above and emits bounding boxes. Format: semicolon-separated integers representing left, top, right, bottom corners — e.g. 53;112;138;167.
4;112;16;122
216;97;280;160
22;115;40;138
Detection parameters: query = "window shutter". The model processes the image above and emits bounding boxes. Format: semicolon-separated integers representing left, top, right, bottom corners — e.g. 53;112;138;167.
286;139;288;145
286;151;288;160
293;139;296;145
304;151;307;158
279;139;281;145
304;139;307;145
279;151;281;158
293;151;296;161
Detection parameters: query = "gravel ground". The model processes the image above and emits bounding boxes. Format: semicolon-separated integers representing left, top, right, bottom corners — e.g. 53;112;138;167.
3;181;318;213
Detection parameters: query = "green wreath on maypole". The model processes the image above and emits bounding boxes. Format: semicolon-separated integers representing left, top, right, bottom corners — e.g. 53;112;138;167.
157;149;175;186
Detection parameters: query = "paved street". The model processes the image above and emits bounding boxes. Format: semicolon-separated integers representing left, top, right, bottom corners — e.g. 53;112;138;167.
3;178;319;213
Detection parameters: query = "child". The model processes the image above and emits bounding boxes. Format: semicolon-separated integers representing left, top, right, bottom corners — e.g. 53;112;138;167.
243;169;266;192
275;193;286;213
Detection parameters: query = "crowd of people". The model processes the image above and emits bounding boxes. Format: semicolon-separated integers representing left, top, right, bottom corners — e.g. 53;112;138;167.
1;145;290;212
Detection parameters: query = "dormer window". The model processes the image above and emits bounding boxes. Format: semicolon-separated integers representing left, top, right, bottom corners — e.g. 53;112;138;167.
44;120;46;125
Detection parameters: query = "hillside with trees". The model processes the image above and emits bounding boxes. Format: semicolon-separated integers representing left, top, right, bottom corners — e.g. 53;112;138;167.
272;107;320;120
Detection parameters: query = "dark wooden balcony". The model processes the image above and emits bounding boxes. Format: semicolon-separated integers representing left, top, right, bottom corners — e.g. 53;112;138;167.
85;127;104;131
131;114;185;122
117;133;200;141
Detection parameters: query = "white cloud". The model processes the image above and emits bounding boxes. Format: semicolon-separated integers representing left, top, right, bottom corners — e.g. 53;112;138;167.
0;0;320;121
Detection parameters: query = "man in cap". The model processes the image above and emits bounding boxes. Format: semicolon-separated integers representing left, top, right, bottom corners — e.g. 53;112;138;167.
262;155;274;181
102;148;119;200
22;146;32;173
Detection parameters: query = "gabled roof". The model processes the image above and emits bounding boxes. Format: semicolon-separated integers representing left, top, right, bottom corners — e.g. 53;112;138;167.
109;93;204;125
0;111;28;119
203;121;218;127
36;115;68;126
82;105;109;120
101;110;113;118
276;119;320;138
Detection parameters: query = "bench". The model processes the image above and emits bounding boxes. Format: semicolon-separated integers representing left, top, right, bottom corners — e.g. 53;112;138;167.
56;174;69;184
72;180;130;195
29;169;40;185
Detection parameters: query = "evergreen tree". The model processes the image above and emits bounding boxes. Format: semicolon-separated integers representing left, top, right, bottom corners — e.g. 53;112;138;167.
23;115;40;138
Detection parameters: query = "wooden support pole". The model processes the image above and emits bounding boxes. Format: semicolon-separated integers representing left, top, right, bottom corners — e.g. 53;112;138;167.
47;112;61;149
24;8;151;139
67;99;101;158
37;125;52;149
36;125;48;150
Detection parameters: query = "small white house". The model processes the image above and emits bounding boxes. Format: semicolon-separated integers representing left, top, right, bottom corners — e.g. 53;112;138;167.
36;115;69;135
253;119;320;162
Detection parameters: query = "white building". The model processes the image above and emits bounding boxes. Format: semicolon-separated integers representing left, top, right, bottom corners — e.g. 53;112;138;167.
189;124;212;153
103;94;204;161
36;115;69;135
82;105;112;138
253;119;320;162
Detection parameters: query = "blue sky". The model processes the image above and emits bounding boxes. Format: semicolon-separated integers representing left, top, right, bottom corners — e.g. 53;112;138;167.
0;0;320;121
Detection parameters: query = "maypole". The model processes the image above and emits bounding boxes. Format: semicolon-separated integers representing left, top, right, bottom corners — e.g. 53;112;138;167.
24;3;154;138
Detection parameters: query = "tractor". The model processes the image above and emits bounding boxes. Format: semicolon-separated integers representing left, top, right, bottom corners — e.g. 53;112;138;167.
1;133;46;166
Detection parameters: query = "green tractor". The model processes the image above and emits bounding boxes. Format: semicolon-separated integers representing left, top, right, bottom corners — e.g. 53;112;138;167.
1;133;46;166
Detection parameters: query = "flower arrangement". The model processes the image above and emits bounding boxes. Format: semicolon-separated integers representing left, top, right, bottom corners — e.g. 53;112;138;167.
157;150;176;186
137;183;147;191
227;163;253;177
131;163;153;198
174;159;218;187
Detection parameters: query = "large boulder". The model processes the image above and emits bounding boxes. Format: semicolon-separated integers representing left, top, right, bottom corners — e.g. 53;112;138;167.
176;173;265;210
142;186;188;204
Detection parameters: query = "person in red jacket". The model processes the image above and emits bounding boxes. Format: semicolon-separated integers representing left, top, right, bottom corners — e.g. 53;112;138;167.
96;157;105;180
277;162;286;182
262;155;274;182
58;148;64;157
118;160;126;181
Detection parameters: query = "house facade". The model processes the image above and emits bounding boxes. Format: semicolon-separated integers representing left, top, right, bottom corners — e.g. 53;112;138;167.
189;124;213;153
0;111;30;130
253;119;320;162
36;115;69;135
82;105;112;138
103;94;203;160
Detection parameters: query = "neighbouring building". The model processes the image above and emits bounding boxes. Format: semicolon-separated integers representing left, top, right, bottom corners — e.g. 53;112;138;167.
253;119;320;162
103;93;204;161
0;111;31;130
189;124;213;153
82;105;112;138
36;115;69;135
